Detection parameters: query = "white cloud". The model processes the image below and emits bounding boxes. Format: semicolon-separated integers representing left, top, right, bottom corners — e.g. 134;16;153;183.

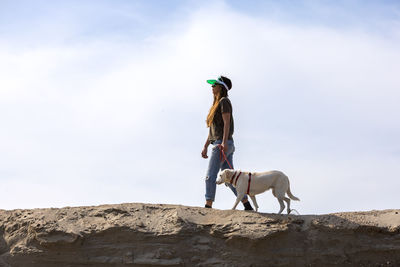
1;1;399;213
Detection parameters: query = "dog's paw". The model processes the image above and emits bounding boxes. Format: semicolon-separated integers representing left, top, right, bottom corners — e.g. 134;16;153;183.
288;209;300;215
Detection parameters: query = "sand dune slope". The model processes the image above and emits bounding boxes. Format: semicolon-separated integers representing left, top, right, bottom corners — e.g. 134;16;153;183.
1;203;399;266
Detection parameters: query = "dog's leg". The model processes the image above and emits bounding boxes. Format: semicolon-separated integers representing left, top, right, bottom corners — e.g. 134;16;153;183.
249;195;259;212
277;198;285;214
232;193;244;210
273;189;285;214
284;197;291;214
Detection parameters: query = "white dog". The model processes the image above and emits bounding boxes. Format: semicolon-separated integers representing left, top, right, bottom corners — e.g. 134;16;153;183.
217;169;300;214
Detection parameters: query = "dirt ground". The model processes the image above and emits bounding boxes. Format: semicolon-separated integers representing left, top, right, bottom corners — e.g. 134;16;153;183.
1;203;399;266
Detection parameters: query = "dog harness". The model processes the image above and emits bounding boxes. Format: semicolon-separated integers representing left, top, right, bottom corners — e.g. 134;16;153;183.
247;173;252;195
230;171;242;186
230;171;251;194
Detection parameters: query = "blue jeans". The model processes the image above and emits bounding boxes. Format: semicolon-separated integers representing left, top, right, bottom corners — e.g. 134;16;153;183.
205;139;248;202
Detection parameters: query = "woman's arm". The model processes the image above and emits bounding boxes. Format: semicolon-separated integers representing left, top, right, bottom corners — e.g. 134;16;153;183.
202;135;211;158
222;112;231;153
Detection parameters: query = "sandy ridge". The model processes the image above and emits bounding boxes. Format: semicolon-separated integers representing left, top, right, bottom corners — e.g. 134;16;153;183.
1;203;399;266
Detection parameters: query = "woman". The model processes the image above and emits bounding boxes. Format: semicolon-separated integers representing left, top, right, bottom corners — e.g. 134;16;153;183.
201;76;253;210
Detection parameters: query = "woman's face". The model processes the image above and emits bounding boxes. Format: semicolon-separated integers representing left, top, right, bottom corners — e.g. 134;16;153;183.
212;84;221;96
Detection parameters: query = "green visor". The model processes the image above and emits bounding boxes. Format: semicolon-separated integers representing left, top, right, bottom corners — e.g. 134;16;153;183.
207;78;230;90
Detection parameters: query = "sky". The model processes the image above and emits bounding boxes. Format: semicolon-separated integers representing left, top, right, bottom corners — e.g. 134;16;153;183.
1;0;399;214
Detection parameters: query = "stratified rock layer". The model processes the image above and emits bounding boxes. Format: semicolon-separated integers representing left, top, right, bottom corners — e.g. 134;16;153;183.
1;203;399;266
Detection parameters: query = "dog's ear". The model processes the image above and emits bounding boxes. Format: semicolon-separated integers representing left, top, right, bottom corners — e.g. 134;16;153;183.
221;169;229;179
223;169;233;180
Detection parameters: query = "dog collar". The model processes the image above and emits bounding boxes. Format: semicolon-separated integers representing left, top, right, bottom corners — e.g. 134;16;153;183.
230;171;237;184
233;172;242;186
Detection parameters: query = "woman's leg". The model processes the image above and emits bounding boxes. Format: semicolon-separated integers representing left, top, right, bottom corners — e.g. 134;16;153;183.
205;144;223;205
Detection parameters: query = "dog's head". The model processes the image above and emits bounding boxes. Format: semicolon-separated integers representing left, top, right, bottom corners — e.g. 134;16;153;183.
216;169;235;185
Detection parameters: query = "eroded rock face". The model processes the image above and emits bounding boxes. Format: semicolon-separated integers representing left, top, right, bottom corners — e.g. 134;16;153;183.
0;204;399;267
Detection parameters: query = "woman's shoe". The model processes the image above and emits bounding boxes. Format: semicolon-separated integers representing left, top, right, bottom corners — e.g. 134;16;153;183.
243;201;254;211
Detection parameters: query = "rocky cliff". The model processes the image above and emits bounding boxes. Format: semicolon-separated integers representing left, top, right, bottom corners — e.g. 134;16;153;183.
1;203;399;267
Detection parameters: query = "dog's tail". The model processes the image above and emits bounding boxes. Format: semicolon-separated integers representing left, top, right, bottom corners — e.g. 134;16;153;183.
287;180;300;201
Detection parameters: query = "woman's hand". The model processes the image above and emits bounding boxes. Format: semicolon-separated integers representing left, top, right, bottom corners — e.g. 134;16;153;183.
221;142;228;154
201;147;208;158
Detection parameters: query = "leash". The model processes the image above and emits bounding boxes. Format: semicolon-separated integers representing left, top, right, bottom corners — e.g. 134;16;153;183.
217;144;233;169
217;144;235;188
217;144;252;193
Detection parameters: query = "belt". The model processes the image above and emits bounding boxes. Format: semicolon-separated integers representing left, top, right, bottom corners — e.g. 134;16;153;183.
210;139;233;145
